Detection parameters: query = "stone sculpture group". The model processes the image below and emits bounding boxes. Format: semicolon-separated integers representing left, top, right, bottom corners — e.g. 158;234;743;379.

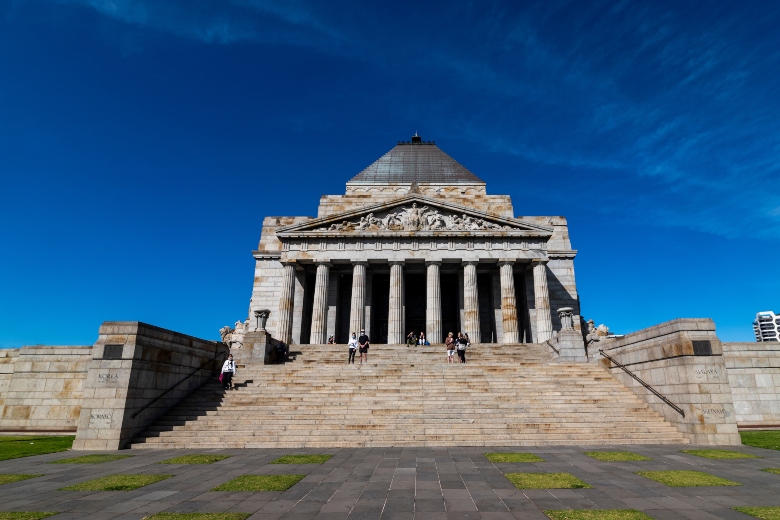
315;203;514;232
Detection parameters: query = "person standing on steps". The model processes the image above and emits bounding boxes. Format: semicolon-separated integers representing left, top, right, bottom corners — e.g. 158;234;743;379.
445;332;455;364
221;354;237;390
456;332;467;363
348;332;358;364
358;329;370;365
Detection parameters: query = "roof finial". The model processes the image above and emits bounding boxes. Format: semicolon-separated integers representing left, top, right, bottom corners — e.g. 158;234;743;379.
411;132;422;143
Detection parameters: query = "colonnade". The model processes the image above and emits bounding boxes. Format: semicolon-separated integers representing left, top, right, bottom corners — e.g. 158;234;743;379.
276;259;554;345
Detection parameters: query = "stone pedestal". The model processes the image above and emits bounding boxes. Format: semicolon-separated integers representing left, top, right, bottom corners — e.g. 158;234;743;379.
241;331;277;365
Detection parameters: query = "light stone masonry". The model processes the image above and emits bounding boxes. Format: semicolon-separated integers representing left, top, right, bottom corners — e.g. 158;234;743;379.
722;341;780;428
599;318;741;445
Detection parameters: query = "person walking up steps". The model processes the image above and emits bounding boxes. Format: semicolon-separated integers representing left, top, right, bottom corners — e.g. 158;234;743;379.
221;354;236;389
445;332;455;364
347;332;358;364
358;329;370;365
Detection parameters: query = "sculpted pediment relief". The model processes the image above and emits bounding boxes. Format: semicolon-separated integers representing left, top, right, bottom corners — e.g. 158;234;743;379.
276;195;553;236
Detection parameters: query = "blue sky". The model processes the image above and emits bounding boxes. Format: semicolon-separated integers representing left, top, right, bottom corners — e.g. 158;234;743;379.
1;0;778;347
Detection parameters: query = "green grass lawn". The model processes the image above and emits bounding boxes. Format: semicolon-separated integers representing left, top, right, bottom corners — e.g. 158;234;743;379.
0;474;42;486
270;454;332;464
505;472;591;489
545;510;653;520
0;513;58;520
50;454;133;464
582;451;650;462
742;431;780;451
60;474;173;491
635;470;740;487
212;474;305;491
763;469;780;475
158;455;232;464
681;449;759;459
142;514;251;520
0;436;74;461
735;506;780;519
485;452;545;463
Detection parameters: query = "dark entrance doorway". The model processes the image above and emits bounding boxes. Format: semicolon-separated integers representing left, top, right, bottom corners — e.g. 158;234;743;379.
371;274;389;344
336;273;352;344
440;273;459;342
405;273;426;340
477;273;496;343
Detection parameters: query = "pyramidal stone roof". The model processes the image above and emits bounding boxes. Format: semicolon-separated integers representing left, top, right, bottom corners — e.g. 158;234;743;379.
347;134;485;185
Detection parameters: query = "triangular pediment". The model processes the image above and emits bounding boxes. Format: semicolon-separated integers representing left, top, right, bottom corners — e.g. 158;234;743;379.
275;195;553;236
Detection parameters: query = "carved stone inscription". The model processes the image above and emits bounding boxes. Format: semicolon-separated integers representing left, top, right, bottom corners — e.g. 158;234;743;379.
693;366;720;379
88;410;113;429
97;371;120;384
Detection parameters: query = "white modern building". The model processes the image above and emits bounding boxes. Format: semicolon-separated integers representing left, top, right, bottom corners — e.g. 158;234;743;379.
753;310;780;342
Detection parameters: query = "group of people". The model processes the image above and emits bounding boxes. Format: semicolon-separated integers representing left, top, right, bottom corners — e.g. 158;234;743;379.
406;331;430;346
445;332;470;363
347;330;371;364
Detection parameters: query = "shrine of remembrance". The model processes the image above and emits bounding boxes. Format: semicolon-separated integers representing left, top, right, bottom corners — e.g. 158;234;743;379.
247;134;580;347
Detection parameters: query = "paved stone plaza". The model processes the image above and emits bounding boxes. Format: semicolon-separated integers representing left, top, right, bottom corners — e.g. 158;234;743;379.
1;444;778;519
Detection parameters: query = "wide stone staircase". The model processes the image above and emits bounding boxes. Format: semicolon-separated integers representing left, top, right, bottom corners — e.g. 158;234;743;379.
130;343;689;448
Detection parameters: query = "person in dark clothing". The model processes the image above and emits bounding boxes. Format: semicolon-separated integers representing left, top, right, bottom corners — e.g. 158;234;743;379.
406;331;417;347
456;332;467;363
275;342;289;363
358;329;370;364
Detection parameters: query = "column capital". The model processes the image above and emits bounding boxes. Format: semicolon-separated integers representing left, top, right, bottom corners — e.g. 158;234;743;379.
388;260;405;267
461;260;479;267
281;260;298;267
497;258;516;267
351;260;369;267
315;260;332;267
425;260;442;266
530;258;548;266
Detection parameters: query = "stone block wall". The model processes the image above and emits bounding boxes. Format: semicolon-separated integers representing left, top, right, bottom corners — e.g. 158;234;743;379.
598;318;741;445
72;322;227;450
723;342;780;428
0;346;92;434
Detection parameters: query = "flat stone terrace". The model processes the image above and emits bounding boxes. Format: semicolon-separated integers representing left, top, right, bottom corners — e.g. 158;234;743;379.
1;444;778;519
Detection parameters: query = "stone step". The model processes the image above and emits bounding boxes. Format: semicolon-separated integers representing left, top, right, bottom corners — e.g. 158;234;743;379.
130;343;690;448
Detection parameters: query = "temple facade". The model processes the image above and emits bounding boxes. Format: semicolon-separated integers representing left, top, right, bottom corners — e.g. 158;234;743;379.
247;135;581;345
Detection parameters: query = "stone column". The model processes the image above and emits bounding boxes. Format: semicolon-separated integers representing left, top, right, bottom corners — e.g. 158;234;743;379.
349;261;368;335
532;260;553;342
426;261;442;343
388;261;404;344
277;262;297;345
498;260;519;343
310;262;331;344
462;261;481;342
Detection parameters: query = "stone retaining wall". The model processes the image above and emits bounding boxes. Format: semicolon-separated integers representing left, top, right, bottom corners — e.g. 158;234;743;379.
722;341;780;429
72;322;228;450
0;346;92;434
598;318;741;445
